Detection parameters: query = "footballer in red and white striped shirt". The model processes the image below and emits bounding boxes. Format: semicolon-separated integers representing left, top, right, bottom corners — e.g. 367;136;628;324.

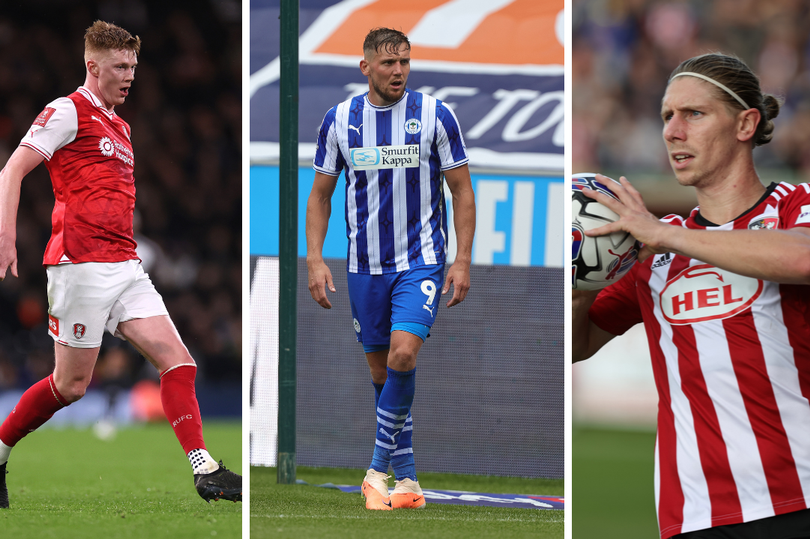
574;53;810;538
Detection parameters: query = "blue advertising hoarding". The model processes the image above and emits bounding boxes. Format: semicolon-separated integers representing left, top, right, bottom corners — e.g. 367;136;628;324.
250;166;563;268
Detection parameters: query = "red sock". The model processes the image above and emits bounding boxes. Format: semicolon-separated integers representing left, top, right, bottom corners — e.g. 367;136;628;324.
0;374;67;447
160;364;206;454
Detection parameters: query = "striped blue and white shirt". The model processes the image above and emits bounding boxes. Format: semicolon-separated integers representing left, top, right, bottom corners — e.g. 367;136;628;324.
314;90;469;275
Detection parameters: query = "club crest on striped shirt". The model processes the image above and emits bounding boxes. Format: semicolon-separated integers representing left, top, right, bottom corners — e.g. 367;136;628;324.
404;118;422;134
748;216;778;230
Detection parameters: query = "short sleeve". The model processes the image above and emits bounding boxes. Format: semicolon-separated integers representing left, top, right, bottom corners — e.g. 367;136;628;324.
588;263;644;336
777;183;810;229
20;97;78;160
434;101;469;171
313;106;344;176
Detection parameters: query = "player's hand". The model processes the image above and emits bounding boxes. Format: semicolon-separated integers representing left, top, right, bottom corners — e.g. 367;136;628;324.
307;258;336;309
442;260;470;307
581;174;668;260
0;236;18;281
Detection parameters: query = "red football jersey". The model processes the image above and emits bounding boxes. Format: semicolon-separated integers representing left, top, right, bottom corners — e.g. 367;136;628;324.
21;87;138;264
590;182;810;538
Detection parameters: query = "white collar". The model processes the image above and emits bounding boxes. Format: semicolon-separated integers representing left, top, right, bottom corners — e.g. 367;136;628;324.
76;86;116;118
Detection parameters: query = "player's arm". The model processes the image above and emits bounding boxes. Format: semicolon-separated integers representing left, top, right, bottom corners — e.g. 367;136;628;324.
442;163;475;307
585;175;810;283
650;226;810;283
306;171;339;309
0;146;45;280
572;289;617;362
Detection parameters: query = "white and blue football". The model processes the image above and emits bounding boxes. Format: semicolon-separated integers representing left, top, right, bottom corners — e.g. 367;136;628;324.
572;173;639;290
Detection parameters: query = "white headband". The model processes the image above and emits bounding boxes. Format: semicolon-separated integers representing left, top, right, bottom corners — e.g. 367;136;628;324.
670;72;750;110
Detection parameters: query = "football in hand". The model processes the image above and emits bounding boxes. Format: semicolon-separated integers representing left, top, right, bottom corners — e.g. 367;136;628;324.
572;173;639;290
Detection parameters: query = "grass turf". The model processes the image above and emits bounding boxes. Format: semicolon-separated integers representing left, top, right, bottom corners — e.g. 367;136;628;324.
251;465;563;539
572;425;658;538
0;421;241;539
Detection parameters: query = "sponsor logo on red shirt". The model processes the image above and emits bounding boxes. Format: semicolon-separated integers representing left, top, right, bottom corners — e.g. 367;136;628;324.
660;264;762;325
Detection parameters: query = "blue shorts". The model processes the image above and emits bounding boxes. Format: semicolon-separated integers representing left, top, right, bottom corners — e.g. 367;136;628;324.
347;264;444;350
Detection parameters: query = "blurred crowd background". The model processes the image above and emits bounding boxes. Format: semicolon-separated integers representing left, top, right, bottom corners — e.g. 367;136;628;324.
573;0;810;211
0;0;241;406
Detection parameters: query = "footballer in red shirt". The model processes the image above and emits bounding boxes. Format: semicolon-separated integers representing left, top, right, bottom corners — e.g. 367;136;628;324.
0;21;240;508
573;53;810;538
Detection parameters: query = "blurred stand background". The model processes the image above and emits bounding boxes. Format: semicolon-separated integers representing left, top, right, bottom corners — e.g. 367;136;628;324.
572;1;810;536
573;0;810;216
0;0;241;432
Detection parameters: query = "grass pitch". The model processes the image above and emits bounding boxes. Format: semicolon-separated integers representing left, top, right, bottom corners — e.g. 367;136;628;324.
251;465;563;539
0;421;241;539
572;425;658;538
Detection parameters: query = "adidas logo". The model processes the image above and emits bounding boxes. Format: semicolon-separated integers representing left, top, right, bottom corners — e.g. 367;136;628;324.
651;253;673;270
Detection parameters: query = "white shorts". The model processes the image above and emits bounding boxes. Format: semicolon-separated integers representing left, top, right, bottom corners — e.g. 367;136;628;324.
47;260;169;348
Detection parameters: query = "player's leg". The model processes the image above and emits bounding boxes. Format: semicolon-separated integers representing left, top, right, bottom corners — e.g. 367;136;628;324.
360;349;393;509
348;273;396;509
382;331;425;509
116;315;241;502
365;348;389;467
110;262;240;502
0;344;99;508
0;262;115;509
0;344;97;453
385;264;443;509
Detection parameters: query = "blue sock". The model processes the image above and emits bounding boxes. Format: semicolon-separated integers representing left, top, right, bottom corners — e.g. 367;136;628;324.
370;367;415;475
373;382;384;408
391;413;416;481
369;381;387;472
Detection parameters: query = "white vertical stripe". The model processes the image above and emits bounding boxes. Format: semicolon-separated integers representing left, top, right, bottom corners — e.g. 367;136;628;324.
435;118;453;169
657;260;714;532
754;282;810;505
364;106;382;274
511;181;534;266
336;102;359;273
692;321;771;521
324;121;340;171
392;100;410;271
657;312;713;533
649;270;693;525
334;101;349;170
346;168;359;274
419;95;438;265
543;181;564;268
